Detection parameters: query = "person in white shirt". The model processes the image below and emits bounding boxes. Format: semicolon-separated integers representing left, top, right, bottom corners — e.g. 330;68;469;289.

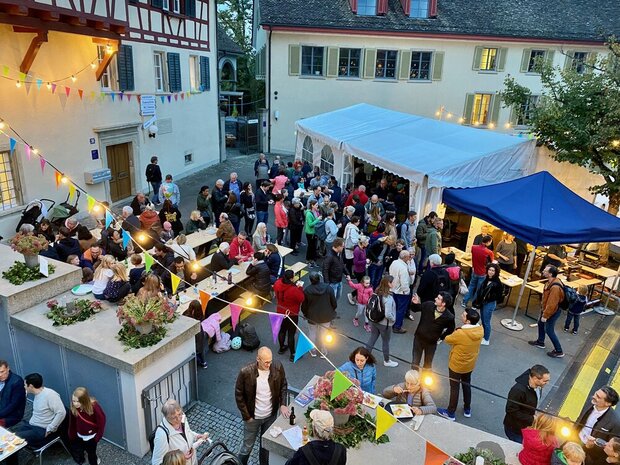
12;373;66;449
170;234;196;262
577;385;620;465
235;347;290;465
389;250;412;334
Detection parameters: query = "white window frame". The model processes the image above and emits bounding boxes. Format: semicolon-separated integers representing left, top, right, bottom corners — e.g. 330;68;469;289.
517;95;540;126
572;51;588;74
189;55;200;91
320;145;334;175
302;136;313;165
97;45;118;91
472;93;493;125
409;51;433;81
409;0;429;18
480;48;498;71
527;49;546;73
153;51;167;92
301;46;324;76
171;0;180;13
357;0;377;16
0;150;22;211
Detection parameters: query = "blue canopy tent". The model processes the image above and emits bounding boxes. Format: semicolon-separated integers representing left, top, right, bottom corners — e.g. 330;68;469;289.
442;171;620;330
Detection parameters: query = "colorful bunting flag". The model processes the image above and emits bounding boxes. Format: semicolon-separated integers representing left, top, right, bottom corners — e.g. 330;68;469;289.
9;138;16;156
68;183;76;202
170;273;181;294
25;144;31;160
36;79;42;90
268;313;285;344
180;93;184;100
87;195;96;212
174;94;178;101
137;95;142;104
144;252;154;273
160;96;165;104
122;230;131;248
2;65;8;77
167;95;171;103
78;89;83;100
294;332;314;362
51;83;57;94
39;157;46;174
18;72;26;82
424;442;450;465
127;94;132;102
375;406;397;440
230;303;242;331
105;210;114;228
119;93;123;101
331;371;354;401
111;93;115;102
54;171;62;188
65;87;70;97
199;290;210;313
90;91;96;100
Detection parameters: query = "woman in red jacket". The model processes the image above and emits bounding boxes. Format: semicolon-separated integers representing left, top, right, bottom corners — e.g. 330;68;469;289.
274;194;289;246
68;387;107;465
518;413;559;465
274;269;305;362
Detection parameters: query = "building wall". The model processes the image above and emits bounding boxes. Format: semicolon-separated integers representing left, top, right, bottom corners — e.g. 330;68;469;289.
263;30;605;154
0;16;219;239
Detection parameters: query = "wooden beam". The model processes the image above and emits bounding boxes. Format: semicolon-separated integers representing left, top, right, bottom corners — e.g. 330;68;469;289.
13;26;40;33
66;16;87;26
4;4;29;16
94;20;110;31
37;10;60;21
94;42;118;81
19;31;48;74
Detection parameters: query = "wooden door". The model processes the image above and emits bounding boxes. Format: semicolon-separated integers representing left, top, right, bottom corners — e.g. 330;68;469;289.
107;143;132;202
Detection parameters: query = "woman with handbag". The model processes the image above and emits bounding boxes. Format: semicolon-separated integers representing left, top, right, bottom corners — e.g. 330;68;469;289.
240;182;256;235
473;262;504;346
68;387;106;465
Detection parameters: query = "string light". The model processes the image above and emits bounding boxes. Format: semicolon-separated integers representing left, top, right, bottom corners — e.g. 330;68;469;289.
106;44;113;55
32;148;39;155
446;113;453;119
0;121;5;130
612;140;620;148
423;375;434;387
137;233;147;243
458;117;465;124
92;204;101;213
60;175;69;184
325;333;334;344
473;121;481;126
46;82;51;90
435;111;441;117
560;425;571;438
246;297;253;305
90;62;97;70
71;75;77;83
15;81;21;88
191;261;200;271
488;123;495;129
504;122;511;129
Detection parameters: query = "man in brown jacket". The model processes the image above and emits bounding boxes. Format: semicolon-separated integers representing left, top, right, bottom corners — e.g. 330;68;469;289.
235;347;290;465
528;265;565;358
437;308;484;422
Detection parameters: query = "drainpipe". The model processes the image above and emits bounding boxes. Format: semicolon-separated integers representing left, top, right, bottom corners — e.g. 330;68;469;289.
267;26;272;154
215;0;224;163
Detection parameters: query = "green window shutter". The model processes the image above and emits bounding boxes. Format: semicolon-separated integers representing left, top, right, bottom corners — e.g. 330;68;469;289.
288;45;301;76
520;49;531;72
544;50;555;67
364;49;376;79
564;50;575;71
326;47;339;78
398;50;412;80
117;44;134;91
199;56;210;91
489;94;502;125
497;47;508;72
463;94;475;125
431;51;444;80
472;46;483;71
167;52;181;92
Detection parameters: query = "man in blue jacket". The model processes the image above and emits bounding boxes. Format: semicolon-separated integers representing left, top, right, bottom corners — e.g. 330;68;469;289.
0;360;26;428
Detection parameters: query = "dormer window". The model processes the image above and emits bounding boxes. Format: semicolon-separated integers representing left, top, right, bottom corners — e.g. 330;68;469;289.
358;0;377;16
410;0;428;18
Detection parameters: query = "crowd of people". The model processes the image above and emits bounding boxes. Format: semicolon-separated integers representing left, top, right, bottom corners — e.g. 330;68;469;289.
4;152;616;465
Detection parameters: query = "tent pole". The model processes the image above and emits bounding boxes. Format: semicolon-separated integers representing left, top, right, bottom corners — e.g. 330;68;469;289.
604;265;620;310
501;248;537;331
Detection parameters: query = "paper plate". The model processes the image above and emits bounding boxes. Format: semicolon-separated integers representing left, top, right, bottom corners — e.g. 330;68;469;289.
71;284;93;296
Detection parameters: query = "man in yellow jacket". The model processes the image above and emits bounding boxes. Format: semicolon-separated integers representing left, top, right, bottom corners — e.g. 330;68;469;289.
437;308;484;421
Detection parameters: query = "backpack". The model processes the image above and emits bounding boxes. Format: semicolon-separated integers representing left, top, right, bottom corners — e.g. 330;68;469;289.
314;220;327;241
551;282;577;310
365;293;385;323
396;222;408;240
148;423;169;451
238;322;260;351
432;267;451;296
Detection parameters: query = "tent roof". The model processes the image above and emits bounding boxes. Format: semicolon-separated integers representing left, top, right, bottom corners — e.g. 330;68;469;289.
442;171;620;246
295;103;534;188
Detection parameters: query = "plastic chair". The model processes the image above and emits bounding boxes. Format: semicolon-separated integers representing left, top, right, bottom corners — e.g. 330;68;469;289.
25;436;71;465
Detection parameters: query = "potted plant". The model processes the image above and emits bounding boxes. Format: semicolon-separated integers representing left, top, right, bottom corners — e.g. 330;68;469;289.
46;299;102;326
116;295;176;349
10;233;49;268
312;370;363;426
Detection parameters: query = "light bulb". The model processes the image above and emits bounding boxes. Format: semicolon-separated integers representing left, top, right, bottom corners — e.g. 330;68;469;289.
61;176;69;184
504;122;511;129
15;81;21;88
423;375;433;386
458;117;465;124
32;148;39;155
435;111;441;117
92;204;101;213
488;123;496;129
138;233;147;243
246;297;253;305
325;333;333;344
106;44;113;54
90;62;97;69
46;82;51;90
473;121;481;126
446;113;453;119
192;261;200;271
71;75;77;82
0;121;5;130
560;426;571;438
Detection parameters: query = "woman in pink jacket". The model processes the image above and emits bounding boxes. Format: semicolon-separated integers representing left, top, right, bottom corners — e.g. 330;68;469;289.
346;275;374;332
518;413;559;465
274;194;289;246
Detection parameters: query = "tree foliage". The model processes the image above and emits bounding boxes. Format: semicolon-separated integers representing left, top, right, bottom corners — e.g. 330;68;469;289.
218;0;253;53
501;39;620;214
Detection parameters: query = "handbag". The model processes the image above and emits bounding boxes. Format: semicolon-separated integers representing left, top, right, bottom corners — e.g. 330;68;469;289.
459;278;468;296
245;207;256;220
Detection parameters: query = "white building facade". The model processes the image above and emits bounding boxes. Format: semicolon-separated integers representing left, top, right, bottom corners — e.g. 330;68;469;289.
0;0;220;238
253;0;619;156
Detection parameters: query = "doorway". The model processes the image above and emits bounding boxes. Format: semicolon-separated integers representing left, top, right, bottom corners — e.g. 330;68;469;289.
106;143;132;202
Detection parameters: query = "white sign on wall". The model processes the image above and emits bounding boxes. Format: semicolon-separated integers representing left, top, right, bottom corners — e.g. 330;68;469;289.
140;95;156;116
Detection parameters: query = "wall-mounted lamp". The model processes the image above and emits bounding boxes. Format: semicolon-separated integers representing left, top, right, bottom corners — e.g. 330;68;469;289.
148;125;159;139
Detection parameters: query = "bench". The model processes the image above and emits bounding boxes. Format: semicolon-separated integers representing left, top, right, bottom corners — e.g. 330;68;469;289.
285;261;308;278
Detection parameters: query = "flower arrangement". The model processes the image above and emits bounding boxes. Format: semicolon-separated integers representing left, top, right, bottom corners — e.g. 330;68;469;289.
46;299;102;326
10;233;49;255
116;295;176;349
313;370;363;416
2;261;55;285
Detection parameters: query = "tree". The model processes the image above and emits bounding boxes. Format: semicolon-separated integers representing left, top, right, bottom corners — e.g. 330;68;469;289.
218;0;253;53
501;40;620;215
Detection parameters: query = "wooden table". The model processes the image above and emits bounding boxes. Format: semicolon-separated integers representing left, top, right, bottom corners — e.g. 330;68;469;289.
523;275;602;318
0;427;27;462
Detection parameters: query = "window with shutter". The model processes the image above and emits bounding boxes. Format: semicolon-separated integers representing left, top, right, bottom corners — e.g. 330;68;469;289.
153;51;166;92
468;93;492;125
363;49;376;78
167;52;182;92
408;51;431;80
301;46;324;76
431;51;444;80
428;0;437;16
200;56;210;91
375;50;398;79
326;47;339;78
151;0;163;8
489;94;502;125
377;0;388;15
516;95;539;126
117;45;135;92
338;48;361;77
185;0;196;17
357;0;377;15
409;0;429;18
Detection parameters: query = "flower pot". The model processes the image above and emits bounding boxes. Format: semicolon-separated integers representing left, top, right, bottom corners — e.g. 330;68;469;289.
22;253;39;269
330;411;350;426
135;322;154;335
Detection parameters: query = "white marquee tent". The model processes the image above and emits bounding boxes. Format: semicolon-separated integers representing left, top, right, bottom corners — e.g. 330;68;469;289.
295;103;536;215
